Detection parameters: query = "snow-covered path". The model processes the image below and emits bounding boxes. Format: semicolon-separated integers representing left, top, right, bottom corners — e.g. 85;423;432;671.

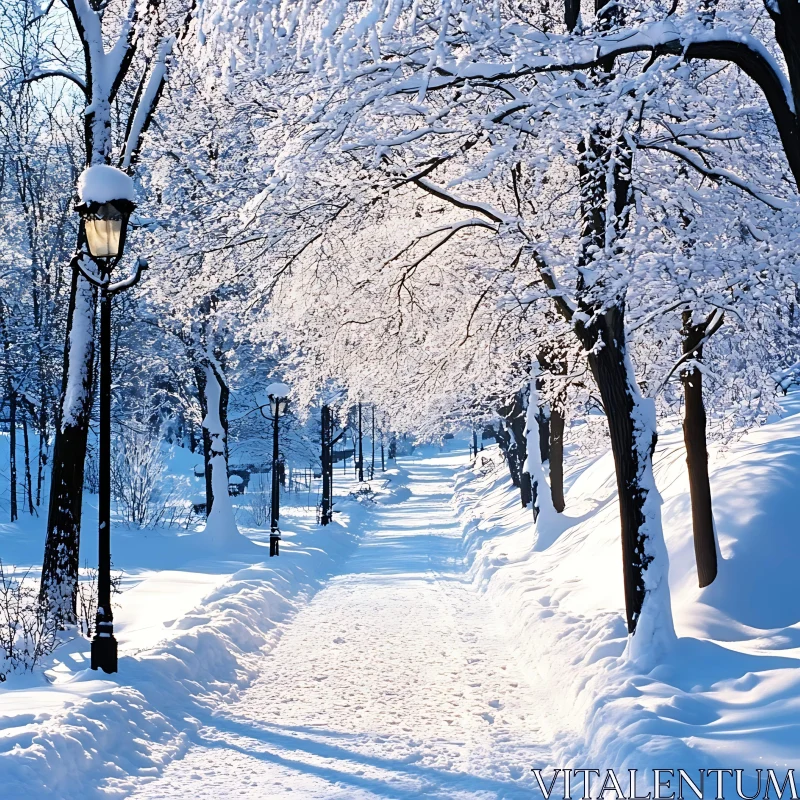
129;450;552;798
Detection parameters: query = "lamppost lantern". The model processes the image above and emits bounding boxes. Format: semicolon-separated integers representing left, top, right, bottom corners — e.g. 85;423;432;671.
77;199;135;263
270;395;289;417
76;165;136;265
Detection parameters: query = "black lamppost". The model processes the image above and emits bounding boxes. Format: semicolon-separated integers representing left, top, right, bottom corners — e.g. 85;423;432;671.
267;384;289;557
75;171;145;675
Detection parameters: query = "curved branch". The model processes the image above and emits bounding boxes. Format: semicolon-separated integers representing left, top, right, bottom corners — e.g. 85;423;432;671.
413;178;506;223
23;70;87;95
640;141;790;210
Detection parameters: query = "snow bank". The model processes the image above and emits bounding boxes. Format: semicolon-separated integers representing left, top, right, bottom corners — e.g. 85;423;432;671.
454;394;800;785
0;500;369;798
77;165;135;205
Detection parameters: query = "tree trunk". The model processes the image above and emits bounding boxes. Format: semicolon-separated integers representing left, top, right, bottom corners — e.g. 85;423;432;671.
538;408;550;466
321;404;332;525
194;365;214;516
36;387;47;506
500;390;530;506
8;388;17;523
549;404;566;513
681;313;719;588
570;115;673;649
370;407;375;480
41;269;97;624
198;359;238;545
496;419;520;488
579;304;672;645
526;373;558;529
22;407;34;516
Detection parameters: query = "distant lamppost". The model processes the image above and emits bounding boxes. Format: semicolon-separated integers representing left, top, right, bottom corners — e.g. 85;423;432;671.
75;168;145;675
267;384;289;557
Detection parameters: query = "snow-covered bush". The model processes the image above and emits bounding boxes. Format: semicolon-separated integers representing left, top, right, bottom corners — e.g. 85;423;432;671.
244;472;272;527
0;562;56;679
77;565;122;638
112;428;189;528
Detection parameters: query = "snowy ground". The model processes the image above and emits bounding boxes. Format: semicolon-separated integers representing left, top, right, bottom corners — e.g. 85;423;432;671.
453;393;800;788
0;457;371;798
2;398;800;797
126;450;555;799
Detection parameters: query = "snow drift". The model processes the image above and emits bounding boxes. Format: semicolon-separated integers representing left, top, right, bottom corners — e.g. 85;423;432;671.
455;394;800;787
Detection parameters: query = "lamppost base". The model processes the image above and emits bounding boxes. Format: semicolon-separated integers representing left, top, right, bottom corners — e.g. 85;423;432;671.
90;634;118;674
270;534;280;557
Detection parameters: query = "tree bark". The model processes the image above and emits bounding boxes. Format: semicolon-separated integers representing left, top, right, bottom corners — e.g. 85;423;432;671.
320;404;332;525
22;406;34;516
681;312;719;588
194;364;214;516
549;404;566;513
36;386;47;506
41;268;97;623
497;392;528;496
538;407;550;466
580;304;663;635
8;388;17;523
370;407;375;480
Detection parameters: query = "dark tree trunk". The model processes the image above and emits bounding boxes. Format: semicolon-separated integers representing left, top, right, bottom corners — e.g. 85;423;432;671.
579;304;656;634
22;407;34;516
194;365;214;516
574;111;663;636
520;471;533;510
510;389;532;508
371;411;376;477
357;403;364;482
36;387;47;506
8;389;17;523
320;404;332;525
388;434;396;460
1;299;17;524
538;408;550;466
41;268;97;624
549;404;566;513
564;0;580;31
497;390;528;497
681;311;719;588
495;420;520;487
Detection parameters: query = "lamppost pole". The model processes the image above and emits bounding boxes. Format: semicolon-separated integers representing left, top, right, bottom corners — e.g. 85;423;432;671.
93;278;115;671
270;406;280;555
357;402;364;482
75;165;143;674
266;383;289;557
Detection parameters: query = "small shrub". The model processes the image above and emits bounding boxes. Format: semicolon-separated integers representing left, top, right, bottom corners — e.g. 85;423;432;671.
0;561;57;680
245;472;272;527
77;563;123;638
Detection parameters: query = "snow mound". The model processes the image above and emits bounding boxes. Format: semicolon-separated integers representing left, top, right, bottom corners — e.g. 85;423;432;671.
454;394;800;784
0;502;368;797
